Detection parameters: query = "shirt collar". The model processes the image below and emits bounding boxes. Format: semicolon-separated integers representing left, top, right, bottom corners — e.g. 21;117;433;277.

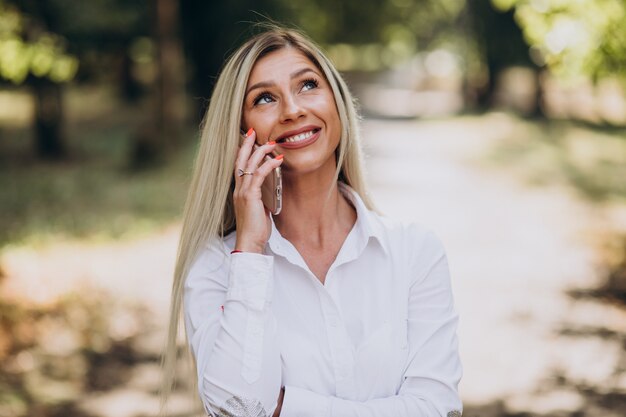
266;182;388;259
337;182;388;255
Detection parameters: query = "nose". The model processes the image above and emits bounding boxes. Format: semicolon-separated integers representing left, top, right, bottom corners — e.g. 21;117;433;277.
280;94;305;123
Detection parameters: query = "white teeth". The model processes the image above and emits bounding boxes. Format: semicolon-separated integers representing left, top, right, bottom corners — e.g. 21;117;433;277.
283;130;315;143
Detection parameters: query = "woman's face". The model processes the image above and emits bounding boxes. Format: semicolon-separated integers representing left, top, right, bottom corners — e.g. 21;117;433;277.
242;47;341;177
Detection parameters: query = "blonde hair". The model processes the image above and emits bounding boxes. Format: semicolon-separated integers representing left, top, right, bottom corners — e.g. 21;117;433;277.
159;24;374;414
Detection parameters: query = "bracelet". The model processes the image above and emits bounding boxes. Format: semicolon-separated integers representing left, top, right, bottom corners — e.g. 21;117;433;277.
230;249;243;254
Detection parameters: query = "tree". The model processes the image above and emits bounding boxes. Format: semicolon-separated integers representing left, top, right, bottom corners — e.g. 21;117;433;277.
17;0;187;167
465;0;538;110
130;0;187;168
178;0;290;110
0;0;78;159
179;0;469;107
492;0;626;81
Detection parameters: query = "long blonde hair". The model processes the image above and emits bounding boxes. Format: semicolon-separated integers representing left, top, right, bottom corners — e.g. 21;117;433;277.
160;24;374;414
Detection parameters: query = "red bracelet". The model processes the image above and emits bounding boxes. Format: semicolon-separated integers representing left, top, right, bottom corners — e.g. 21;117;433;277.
230;249;243;254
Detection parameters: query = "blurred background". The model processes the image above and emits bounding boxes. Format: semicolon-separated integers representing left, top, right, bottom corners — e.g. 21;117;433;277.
1;0;625;416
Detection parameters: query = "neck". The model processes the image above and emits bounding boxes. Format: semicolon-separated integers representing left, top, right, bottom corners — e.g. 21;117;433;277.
274;165;355;248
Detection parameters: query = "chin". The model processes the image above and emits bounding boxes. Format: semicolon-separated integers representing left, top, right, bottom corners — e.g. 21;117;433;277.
281;154;336;178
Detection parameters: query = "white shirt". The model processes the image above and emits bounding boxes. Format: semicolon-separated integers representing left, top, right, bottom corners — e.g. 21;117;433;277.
184;184;462;417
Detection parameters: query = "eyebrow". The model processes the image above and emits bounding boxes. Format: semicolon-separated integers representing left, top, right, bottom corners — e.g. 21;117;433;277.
245;67;320;99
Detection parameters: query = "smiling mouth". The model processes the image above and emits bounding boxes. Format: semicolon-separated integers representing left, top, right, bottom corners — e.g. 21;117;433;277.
277;128;320;144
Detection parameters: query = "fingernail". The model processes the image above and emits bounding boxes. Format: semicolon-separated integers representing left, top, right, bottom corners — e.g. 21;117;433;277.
267;140;276;146
275;154;284;160
246;127;254;137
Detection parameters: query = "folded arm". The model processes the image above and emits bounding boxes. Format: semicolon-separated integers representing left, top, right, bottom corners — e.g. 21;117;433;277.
279;232;463;417
184;247;283;417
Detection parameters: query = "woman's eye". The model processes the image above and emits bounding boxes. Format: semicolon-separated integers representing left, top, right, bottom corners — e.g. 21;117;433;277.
302;79;318;91
253;93;273;105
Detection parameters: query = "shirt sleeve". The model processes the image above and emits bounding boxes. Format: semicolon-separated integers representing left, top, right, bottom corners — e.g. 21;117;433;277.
183;243;282;417
280;230;463;417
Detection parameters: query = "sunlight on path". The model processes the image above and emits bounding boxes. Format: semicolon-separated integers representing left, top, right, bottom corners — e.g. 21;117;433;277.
0;226;192;417
1;226;178;315
362;114;626;415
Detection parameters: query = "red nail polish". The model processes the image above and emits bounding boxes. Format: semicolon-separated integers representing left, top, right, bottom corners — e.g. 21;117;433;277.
267;140;276;146
275;154;284;160
246;127;254;137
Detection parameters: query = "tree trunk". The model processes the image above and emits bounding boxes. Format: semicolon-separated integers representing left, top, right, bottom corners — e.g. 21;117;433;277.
467;0;540;113
156;0;186;139
33;77;65;159
529;69;546;119
131;0;186;168
120;47;142;102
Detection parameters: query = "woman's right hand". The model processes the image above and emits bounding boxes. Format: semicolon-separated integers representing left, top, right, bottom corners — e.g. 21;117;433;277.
233;128;284;254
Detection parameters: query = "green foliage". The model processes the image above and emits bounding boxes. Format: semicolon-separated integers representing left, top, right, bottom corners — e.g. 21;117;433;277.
0;1;78;84
0;152;192;248
180;0;470;97
492;0;626;80
0;122;194;247
46;0;146;37
286;0;466;70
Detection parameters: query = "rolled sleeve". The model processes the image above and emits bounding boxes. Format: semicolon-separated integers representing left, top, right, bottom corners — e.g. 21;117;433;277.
226;252;274;312
184;246;282;416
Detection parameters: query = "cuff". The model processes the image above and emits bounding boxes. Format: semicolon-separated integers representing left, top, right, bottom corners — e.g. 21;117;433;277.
280;386;331;417
226;252;274;311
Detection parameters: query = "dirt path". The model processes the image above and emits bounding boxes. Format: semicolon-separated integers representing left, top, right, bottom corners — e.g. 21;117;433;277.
2;114;625;417
362;114;626;416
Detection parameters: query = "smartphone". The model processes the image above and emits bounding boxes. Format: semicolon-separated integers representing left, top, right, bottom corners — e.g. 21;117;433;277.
240;131;282;215
255;142;282;215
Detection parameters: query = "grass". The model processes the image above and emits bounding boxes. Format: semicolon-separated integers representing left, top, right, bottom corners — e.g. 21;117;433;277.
486;115;626;202
0;152;192;248
0;86;198;249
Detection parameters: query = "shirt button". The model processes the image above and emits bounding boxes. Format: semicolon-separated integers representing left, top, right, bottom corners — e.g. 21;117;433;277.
328;318;338;327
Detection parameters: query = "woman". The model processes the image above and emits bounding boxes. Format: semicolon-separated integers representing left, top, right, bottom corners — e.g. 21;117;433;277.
161;26;462;417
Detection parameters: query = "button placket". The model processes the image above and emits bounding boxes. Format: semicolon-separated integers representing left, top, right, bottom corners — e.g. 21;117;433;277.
319;290;356;398
395;267;409;350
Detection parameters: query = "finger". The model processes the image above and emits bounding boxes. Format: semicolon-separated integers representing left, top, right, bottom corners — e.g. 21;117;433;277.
250;155;284;188
239;141;278;187
235;132;255;171
244;141;278;173
234;130;257;177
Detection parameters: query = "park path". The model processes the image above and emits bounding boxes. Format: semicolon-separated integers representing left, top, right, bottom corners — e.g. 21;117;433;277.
2;113;625;416
362;114;626;416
